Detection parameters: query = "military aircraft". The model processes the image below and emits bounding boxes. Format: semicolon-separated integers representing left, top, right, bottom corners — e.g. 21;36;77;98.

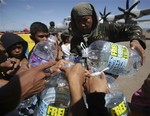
54;16;71;32
99;0;150;24
53;0;150;32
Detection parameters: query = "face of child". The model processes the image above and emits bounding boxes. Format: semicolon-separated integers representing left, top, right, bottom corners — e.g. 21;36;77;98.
8;43;24;59
0;44;8;63
34;32;50;43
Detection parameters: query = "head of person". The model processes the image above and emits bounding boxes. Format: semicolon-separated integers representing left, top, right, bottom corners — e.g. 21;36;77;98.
71;2;98;35
30;22;49;44
50;21;55;27
49;21;57;36
0;41;8;63
0;32;28;60
61;31;71;43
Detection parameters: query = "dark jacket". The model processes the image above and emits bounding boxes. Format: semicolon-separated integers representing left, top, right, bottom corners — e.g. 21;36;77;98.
0;32;28;58
70;3;146;56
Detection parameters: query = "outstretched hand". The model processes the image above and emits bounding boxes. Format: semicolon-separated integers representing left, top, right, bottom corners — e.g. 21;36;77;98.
61;63;85;87
130;40;146;66
16;61;56;100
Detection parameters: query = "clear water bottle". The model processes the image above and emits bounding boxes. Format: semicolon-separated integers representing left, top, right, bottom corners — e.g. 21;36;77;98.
105;91;129;116
88;40;142;77
17;95;37;116
105;75;130;116
18;35;57;115
29;35;57;67
36;72;70;116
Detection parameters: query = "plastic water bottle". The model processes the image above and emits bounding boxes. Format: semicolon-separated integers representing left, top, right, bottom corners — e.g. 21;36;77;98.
105;75;130;116
17;95;38;115
105;91;129;116
29;35;57;67
88;40;142;77
18;35;57;115
36;72;70;116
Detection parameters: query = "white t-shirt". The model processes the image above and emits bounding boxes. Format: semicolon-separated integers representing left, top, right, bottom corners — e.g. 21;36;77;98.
61;43;71;58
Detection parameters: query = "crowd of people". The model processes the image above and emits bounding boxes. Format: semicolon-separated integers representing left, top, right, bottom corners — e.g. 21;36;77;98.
0;2;149;116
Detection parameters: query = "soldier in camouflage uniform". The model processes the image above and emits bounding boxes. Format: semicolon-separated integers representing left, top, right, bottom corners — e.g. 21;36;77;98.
70;2;146;65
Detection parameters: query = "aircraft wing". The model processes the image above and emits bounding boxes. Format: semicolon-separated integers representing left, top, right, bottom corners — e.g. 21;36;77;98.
113;14;124;21
136;19;150;22
139;9;150;18
112;9;150;21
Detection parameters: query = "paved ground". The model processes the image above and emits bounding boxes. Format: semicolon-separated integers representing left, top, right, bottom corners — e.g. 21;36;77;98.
116;31;150;102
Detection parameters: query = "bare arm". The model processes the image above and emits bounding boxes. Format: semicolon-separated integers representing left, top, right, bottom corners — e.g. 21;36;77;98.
61;63;87;116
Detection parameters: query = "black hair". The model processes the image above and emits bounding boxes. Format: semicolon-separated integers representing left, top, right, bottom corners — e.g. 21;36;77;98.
30;22;49;36
61;32;70;42
50;21;55;26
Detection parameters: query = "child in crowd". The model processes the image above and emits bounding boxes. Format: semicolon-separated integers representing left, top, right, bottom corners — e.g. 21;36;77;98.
29;22;50;57
0;37;20;80
0;41;20;83
0;32;28;65
29;21;62;60
60;31;71;59
30;22;50;44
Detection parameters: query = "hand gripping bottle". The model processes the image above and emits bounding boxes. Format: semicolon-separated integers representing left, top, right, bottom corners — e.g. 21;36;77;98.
18;35;57;115
36;72;70;116
105;75;130;116
29;35;57;67
88;40;142;77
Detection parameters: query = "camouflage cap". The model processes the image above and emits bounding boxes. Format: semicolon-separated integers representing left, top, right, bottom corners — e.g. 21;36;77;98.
72;2;93;17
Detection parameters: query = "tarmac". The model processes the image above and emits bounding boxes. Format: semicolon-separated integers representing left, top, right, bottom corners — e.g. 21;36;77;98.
116;31;150;102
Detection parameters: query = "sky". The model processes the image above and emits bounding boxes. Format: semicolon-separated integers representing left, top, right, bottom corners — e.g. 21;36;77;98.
0;0;150;31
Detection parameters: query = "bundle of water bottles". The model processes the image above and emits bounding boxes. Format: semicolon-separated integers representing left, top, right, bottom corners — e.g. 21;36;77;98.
84;40;142;116
22;36;142;116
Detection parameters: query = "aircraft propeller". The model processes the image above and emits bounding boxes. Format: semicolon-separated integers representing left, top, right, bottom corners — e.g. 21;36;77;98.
99;6;111;22
118;0;140;23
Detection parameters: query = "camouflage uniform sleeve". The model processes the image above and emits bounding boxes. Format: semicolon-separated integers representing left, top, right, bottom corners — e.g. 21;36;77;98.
126;25;146;49
106;23;146;49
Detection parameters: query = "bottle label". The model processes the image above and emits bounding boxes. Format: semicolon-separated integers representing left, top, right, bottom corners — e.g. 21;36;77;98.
38;87;70;116
29;52;48;67
106;43;129;74
46;105;68;116
109;100;128;116
38;101;68;116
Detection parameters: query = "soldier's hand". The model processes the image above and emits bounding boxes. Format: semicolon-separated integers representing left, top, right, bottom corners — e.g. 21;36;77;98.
130;40;146;66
